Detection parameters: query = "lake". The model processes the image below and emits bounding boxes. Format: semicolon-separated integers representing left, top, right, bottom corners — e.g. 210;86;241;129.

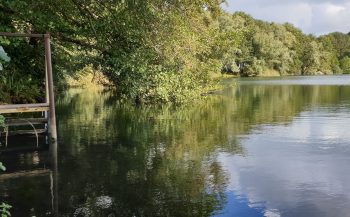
1;75;350;217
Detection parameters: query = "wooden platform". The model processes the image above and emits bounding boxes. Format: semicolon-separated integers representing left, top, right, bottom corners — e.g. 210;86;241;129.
5;118;48;127
6;129;47;136
0;117;48;145
0;32;57;140
0;169;50;180
0;145;48;153
0;103;49;114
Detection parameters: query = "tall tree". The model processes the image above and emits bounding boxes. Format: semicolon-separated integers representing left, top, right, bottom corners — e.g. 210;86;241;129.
0;0;225;104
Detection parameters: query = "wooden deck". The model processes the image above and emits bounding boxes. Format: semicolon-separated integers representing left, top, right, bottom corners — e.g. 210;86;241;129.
0;103;49;114
0;169;50;180
5;118;48;126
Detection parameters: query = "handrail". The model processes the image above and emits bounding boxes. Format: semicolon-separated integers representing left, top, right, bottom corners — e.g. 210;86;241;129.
0;32;57;140
0;103;50;114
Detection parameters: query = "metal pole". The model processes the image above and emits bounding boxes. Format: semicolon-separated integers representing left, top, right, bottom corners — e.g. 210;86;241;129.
44;33;57;141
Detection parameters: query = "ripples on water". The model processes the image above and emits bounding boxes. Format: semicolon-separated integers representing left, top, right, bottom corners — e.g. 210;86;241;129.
1;76;350;217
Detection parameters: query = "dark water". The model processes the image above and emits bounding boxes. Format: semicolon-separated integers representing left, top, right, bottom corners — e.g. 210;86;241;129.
1;75;350;217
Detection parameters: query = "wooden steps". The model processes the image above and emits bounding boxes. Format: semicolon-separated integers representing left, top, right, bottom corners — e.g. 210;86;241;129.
5;118;48;127
1;117;48;136
0;145;48;153
0;32;57;141
0;169;50;180
6;129;47;136
0;103;49;114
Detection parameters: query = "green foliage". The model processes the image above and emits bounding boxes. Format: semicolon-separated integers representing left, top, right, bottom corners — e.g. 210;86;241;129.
0;163;11;217
0;44;42;103
0;115;5;128
0;46;10;71
340;56;350;74
0;0;230;104
220;12;350;77
0;73;42;104
0;203;11;217
324;32;350;58
1;4;350;103
0;162;6;171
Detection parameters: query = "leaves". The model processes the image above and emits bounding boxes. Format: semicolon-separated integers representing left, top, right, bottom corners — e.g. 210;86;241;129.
340;56;350;74
0;202;12;217
1;2;350;104
0;46;10;62
0;0;228;104
0;46;10;71
0;166;10;217
0;115;5;128
220;12;350;76
0;162;6;171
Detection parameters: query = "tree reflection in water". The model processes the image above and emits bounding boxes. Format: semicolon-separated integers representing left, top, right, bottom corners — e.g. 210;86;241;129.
2;80;350;216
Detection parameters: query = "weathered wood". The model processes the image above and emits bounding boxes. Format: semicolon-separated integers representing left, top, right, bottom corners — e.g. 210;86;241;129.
6;129;47;136
5;118;48;126
0;169;50;180
0;145;48;153
0;32;45;38
0;103;49;114
45;34;57;141
0;32;57;142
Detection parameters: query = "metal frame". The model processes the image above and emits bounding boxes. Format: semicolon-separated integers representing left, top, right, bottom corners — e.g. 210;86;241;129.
0;32;57;140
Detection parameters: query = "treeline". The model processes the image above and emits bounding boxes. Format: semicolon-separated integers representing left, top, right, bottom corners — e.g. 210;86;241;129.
221;12;350;76
0;0;231;104
1;1;350;104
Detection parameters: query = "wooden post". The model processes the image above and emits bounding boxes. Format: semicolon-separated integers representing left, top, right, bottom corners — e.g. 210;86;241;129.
49;140;59;215
44;34;57;141
45;51;50;104
44;45;49;143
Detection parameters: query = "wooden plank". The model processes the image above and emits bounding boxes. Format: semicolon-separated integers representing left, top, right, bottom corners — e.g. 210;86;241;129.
5;118;48;127
6;129;47;136
0;145;48;154
0;169;50;180
0;32;45;38
0;103;49;114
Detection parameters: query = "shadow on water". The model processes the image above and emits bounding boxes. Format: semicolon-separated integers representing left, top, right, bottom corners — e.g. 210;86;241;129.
1;76;350;216
0;140;58;216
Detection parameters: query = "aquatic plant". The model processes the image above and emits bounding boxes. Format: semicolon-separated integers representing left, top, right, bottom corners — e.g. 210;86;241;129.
0;203;12;217
0;46;10;71
0;162;12;217
0;115;5;128
0;162;5;171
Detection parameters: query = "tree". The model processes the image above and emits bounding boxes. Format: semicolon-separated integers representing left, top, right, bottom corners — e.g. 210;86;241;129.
0;0;224;104
300;38;322;75
340;56;350;74
326;32;350;58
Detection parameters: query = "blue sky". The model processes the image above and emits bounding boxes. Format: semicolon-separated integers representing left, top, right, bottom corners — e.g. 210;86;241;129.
222;0;350;35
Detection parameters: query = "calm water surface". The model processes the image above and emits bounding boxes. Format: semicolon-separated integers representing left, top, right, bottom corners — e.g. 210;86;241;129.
1;75;350;217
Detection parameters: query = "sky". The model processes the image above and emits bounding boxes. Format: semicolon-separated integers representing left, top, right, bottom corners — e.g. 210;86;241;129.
218;107;350;217
222;0;350;35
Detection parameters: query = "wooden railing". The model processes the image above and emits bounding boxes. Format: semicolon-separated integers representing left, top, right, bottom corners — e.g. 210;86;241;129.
0;32;57;141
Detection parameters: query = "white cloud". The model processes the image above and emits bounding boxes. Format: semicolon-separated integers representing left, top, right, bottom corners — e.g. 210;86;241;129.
223;0;350;35
218;108;350;216
324;4;346;15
